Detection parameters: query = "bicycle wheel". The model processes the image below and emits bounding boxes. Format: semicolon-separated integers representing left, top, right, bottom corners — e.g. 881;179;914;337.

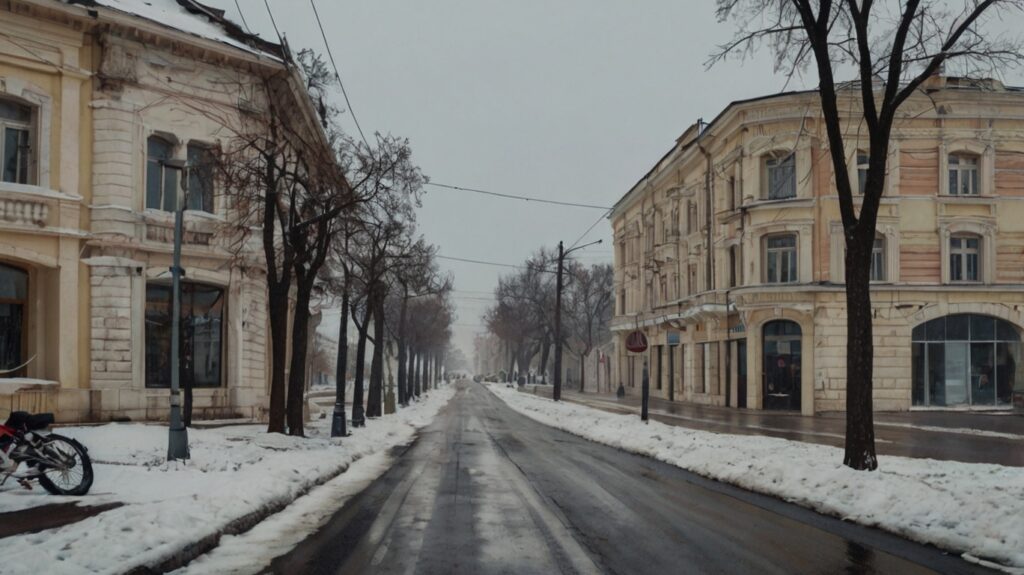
36;434;93;496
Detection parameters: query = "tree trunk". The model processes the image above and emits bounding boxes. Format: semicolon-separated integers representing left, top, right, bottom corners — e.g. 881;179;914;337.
579;352;587;393
352;304;371;427
266;283;290;433
367;290;385;418
332;275;350;436
285;280;315;437
508;345;516;384
406;345;416;400
424;352;431;394
843;239;878;470
397;293;408;406
539;336;551;383
413;349;421;392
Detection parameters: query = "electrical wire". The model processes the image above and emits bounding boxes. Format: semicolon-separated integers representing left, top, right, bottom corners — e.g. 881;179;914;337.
310;0;371;150
234;0;252;33
567;207;614;251
262;0;283;44
436;254;556;274
425;182;612;210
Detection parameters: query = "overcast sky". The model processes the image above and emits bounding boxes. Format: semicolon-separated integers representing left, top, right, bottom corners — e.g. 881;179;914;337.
208;1;1023;359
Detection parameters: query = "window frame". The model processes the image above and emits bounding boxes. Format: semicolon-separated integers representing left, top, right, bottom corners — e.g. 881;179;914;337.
763;152;797;200
870;237;886;282
146;135;179;212
950;234;981;283
856;151;870;195
186;142;216;214
947;153;981;196
0;261;29;378
764;233;798;284
144;281;226;389
0;98;34;185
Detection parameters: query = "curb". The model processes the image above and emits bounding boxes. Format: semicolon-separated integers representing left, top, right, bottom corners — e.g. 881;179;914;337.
124;459;353;574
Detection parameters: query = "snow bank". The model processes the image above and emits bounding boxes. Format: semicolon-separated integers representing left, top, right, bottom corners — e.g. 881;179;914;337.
0;386;455;575
487;383;1024;570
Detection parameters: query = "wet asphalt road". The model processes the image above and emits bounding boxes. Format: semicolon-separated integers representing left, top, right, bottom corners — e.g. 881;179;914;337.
267;381;990;575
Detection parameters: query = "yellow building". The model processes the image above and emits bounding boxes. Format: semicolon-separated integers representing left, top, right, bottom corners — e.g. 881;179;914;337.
0;0;325;422
611;78;1024;414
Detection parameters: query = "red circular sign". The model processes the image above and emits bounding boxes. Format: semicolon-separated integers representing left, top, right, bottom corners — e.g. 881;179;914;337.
625;330;648;353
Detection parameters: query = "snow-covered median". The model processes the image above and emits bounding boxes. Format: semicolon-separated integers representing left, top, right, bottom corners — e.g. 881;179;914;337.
487;383;1024;571
0;385;455;575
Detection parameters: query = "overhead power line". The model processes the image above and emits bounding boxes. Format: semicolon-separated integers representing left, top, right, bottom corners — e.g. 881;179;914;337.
436;254;556;274
568;210;613;250
309;0;371;150
425;182;612;210
234;0;252;33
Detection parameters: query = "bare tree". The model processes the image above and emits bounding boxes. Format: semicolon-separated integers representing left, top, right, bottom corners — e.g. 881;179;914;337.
712;0;1024;469
564;262;613;392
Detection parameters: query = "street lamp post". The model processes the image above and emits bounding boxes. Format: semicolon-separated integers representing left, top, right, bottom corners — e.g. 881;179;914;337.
553;238;602;402
164;159;190;461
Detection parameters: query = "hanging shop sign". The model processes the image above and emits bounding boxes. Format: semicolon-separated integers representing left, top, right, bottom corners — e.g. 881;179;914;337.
625;330;649;353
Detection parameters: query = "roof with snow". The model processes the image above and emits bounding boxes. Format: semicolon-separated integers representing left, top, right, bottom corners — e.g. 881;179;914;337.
66;0;285;60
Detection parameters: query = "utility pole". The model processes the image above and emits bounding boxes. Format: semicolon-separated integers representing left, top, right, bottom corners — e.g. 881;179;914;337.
164;159;190;461
553;238;602;402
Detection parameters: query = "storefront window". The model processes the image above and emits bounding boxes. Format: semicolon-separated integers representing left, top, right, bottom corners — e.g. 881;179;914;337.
911;314;1019;407
0;263;27;378
145;283;224;388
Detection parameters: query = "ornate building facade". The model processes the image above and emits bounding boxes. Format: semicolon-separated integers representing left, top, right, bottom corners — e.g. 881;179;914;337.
0;0;325;422
611;78;1024;414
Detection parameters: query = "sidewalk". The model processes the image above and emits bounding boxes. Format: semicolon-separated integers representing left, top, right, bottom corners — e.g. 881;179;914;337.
523;384;1024;466
0;386;456;575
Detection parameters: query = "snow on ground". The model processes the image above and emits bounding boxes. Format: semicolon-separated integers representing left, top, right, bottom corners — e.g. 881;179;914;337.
0;385;455;575
486;383;1024;571
173;451;395;575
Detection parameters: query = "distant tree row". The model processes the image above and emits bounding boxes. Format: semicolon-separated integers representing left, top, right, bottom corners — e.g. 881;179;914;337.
484;249;612;387
204;48;455;436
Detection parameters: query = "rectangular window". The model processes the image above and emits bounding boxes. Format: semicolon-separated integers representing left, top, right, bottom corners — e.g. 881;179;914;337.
857;152;870;195
1;99;32;185
145;283;225;388
728;176;736;210
687;201;697;234
187;144;215;213
948;154;980;196
701;343;711;393
765;234;798;283
870;238;886;282
147;136;178;212
950;236;980;282
765;154;796;200
729;246;738;287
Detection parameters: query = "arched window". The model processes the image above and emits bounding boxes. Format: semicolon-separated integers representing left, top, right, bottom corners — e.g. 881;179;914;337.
146;136;177;212
764;152;796;200
948;153;980;196
912;314;1019;407
1;98;32;185
0;263;28;377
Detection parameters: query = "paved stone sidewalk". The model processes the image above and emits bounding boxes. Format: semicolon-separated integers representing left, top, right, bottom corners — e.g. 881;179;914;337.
523;384;1024;466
